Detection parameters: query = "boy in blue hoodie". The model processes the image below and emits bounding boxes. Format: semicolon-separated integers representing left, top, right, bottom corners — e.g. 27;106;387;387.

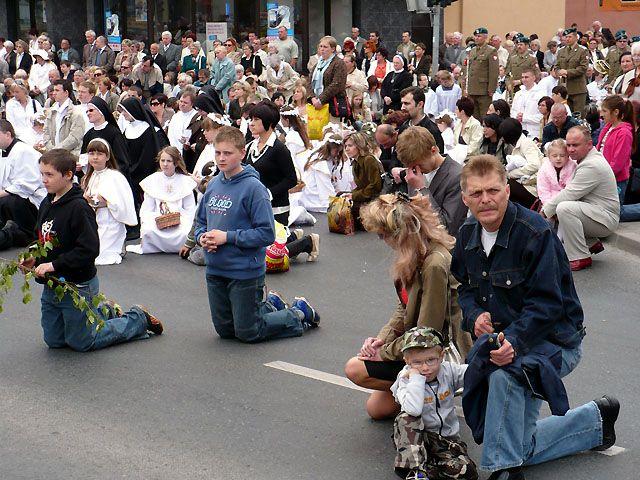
194;126;319;342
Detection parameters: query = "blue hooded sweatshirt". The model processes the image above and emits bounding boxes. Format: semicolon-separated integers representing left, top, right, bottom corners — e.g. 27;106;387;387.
195;165;275;280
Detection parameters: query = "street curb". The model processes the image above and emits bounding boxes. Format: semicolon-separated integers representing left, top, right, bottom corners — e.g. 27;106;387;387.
605;225;640;255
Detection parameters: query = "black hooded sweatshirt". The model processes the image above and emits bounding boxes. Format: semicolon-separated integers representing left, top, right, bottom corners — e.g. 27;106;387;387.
35;185;99;284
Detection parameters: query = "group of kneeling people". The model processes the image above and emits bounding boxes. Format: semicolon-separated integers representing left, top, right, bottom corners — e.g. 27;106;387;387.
342;127;620;480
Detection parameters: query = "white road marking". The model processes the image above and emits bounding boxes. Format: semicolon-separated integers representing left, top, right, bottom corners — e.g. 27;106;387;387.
264;360;373;393
264;361;628;455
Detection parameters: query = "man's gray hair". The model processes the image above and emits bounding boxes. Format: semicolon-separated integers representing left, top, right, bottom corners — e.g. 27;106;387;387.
4;41;14;49
568;125;592;143
161;31;172;39
85;30;96;37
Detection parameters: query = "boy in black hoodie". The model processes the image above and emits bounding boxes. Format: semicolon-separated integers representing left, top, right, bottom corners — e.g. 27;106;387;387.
19;149;164;352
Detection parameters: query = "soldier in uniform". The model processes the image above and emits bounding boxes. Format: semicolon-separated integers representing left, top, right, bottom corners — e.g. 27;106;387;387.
463;27;499;120
605;30;630;87
505;34;540;97
555;27;589;117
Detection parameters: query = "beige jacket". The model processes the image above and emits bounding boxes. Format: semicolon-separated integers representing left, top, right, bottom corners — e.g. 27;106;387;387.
453;115;483;160
43;103;85;156
543;147;620;229
265;62;300;101
507;134;544;194
376;244;466;361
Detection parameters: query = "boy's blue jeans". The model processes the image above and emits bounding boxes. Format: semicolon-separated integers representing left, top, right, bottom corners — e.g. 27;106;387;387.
481;345;603;472
206;273;303;342
40;276;149;352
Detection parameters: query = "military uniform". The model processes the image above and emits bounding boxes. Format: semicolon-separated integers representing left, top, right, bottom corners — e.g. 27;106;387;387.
605;45;629;83
464;38;499;119
556;42;589;116
505;51;540;94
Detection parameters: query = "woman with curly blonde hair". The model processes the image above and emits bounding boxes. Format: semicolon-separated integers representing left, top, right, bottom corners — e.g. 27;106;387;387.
344;192;472;420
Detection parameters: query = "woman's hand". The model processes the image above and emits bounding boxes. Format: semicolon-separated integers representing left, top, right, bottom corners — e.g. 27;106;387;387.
358;337;384;360
384;96;392;105
312;97;323;109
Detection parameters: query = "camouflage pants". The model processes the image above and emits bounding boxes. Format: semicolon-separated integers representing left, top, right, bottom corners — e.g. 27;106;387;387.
393;413;478;480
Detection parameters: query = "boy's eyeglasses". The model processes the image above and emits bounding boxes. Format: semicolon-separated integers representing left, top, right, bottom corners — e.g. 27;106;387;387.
409;358;441;368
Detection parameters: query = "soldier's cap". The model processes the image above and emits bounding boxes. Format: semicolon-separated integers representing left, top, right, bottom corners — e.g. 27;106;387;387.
563;27;577;36
615;30;628;40
515;35;530;44
401;327;445;352
474;27;489;35
632;36;640;44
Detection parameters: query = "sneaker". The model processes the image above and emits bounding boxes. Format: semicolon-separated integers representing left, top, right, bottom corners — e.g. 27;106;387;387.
293;228;304;241
134;304;163;335
2;220;30;247
292;296;320;329
406;469;429;480
307;233;320;262
592;395;620;450
267;290;289;311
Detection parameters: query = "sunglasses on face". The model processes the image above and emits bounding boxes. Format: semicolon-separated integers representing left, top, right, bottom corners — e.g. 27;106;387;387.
150;101;161;106
95;72;103;76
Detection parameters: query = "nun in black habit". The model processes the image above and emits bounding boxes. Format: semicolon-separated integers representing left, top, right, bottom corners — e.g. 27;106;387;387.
117;97;170;203
181;91;224;172
82;96;131;182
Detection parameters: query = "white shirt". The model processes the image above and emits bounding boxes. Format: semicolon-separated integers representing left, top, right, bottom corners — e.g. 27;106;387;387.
537;75;558;98
511;84;543;139
5;97;43;146
481;227;498;257
167;109;197;149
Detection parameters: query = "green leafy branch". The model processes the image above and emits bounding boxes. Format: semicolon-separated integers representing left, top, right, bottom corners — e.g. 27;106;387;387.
0;239;112;330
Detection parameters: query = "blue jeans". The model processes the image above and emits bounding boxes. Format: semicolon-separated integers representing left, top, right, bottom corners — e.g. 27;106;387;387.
41;276;149;352
205;273;303;342
617;180;628;205
481;345;603;472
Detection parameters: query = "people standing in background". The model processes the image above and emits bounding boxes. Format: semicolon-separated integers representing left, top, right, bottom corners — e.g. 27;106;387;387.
463;27;499;119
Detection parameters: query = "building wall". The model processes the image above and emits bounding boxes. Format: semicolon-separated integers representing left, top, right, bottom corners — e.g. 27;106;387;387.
444;0;565;44
356;0;416;50
0;1;8;39
565;0;640;36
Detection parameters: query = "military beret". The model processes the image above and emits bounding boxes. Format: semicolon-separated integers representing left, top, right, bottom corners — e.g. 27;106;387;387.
563;27;577;36
615;30;628;40
401;327;445;352
632;36;640;44
516;35;530;44
474;27;489;35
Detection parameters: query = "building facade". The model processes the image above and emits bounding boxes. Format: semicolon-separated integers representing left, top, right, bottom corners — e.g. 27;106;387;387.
1;0;433;69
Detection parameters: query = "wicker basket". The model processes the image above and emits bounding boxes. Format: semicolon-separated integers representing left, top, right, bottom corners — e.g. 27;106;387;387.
155;202;181;230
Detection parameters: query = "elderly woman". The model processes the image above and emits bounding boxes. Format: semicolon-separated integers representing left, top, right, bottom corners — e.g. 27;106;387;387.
453;96;483;160
368;47;393;85
181;42;206;74
344;53;368;101
309;36;348;121
210;45;236;103
265;54;300;102
380;55;412;113
114;39;134;72
621;42;640;102
240;42;263;78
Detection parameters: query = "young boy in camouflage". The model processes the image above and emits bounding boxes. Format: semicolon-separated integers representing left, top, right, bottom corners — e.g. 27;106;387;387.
391;327;478;480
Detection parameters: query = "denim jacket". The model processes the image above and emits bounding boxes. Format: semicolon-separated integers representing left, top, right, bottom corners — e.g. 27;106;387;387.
451;202;585;357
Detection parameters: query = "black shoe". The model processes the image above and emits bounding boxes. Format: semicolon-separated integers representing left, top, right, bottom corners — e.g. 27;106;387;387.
592;395;620;451
488;467;525;480
126;225;140;241
1;220;31;247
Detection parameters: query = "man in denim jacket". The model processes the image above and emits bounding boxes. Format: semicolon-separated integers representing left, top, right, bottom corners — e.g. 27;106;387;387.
450;155;620;480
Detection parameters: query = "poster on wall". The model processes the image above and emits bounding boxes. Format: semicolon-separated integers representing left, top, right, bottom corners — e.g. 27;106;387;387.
266;2;294;37
599;0;640;10
135;0;147;21
206;22;228;42
105;10;122;51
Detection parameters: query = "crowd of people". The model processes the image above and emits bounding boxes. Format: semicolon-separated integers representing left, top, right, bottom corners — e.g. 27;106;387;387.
0;18;633;480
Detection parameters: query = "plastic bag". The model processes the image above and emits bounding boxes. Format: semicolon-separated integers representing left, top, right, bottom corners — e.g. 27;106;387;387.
327;195;355;235
266;221;290;273
307;104;330;140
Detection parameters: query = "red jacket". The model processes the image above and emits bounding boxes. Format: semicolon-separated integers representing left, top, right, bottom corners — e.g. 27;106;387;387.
597;121;633;181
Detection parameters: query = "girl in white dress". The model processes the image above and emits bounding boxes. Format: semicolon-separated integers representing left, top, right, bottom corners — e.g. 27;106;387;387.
126;146;197;254
279;105;313;174
81;138;137;265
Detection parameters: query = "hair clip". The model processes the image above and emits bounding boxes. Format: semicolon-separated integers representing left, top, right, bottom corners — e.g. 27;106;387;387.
396;191;411;203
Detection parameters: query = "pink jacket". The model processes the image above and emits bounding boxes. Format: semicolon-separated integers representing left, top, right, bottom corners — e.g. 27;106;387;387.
536;158;578;204
596;122;633;182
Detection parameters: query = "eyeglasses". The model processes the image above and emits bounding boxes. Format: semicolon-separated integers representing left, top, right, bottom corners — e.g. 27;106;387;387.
150;101;161;106
408;358;441;368
224;43;232;47
95;72;103;76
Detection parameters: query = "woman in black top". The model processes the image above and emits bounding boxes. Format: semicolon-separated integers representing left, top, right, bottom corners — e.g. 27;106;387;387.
380;55;413;114
239;42;263;78
244;100;297;225
478;113;509;163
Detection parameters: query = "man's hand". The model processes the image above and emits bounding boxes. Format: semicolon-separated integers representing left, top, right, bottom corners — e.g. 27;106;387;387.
404;367;422;379
391;167;406;183
490;333;515;366
557;69;568;77
405;165;426;191
199;232;217;252
358;337;384;359
19;257;36;274
179;245;192;259
311;97;322;109
474;312;494;337
34;262;54;277
384;96;392;105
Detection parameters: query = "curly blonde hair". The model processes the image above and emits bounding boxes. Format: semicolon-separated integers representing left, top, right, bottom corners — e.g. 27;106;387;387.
360;193;455;285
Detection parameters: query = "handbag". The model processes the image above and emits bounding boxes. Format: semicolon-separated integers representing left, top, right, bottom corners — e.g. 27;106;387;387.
155;201;181;230
306;103;330;140
327;195;355;235
329;93;351;119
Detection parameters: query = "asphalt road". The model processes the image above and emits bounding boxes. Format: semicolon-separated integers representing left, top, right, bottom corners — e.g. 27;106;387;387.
0;215;637;480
